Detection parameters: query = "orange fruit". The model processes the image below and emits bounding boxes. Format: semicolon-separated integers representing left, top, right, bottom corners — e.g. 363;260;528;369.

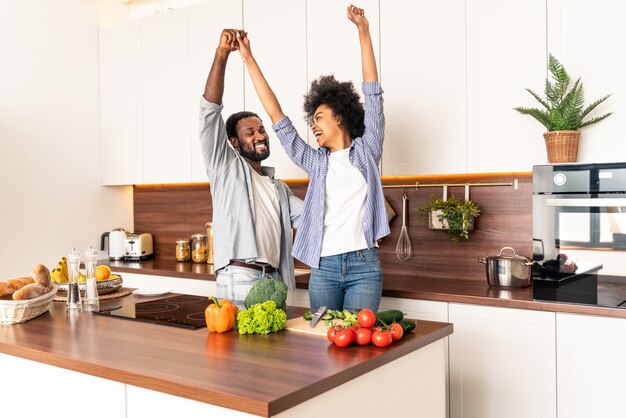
95;265;112;282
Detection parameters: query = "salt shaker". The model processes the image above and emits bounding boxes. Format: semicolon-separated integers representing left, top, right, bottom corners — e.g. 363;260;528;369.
84;246;99;311
66;248;82;311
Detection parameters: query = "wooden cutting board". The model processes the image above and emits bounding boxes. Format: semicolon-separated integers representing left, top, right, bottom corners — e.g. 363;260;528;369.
284;316;337;337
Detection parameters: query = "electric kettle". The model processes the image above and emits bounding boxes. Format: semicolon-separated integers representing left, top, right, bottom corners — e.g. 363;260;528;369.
100;228;127;260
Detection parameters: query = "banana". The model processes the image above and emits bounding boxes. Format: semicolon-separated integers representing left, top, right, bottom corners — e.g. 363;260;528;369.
60;257;68;279
51;268;68;283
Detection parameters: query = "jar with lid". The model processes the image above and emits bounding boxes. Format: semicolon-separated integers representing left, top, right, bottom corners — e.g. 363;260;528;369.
175;239;190;262
190;233;208;263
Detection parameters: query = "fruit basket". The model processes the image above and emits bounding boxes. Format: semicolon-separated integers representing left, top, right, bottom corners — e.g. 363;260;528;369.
56;275;123;296
0;284;59;325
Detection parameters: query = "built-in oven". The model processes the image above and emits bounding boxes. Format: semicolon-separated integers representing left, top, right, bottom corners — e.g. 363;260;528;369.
532;162;626;308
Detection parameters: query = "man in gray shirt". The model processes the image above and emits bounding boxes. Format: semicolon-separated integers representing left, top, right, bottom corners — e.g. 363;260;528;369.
199;29;302;308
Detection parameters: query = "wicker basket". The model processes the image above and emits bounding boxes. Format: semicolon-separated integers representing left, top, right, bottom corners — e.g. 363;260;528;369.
0;284;58;325
543;130;581;163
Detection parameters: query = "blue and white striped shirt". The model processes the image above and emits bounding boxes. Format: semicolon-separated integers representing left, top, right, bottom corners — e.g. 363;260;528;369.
272;81;390;268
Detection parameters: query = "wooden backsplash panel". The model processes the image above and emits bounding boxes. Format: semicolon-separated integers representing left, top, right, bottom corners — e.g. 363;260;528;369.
134;173;532;282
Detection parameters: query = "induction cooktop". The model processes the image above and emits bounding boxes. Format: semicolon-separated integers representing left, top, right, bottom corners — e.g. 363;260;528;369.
94;294;210;329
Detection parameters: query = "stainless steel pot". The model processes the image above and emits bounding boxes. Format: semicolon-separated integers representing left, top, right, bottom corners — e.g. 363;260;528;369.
478;247;533;288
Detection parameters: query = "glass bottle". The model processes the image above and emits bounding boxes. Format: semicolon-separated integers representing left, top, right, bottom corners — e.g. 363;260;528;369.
175;239;190;262
190;233;208;263
66;248;82;311
84;246;99;311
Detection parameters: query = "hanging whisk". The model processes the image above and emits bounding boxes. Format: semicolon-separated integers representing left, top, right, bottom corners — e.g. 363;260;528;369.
396;188;412;261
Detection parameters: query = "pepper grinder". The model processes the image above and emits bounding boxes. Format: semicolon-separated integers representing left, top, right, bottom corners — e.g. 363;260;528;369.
84;246;99;311
66;248;82;311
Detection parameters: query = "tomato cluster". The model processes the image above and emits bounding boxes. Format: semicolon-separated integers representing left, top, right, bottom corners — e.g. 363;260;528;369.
327;309;404;348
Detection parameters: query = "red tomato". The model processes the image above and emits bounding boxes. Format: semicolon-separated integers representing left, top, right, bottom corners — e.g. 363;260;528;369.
389;323;404;341
349;324;361;332
357;308;376;328
333;328;356;348
327;325;340;343
372;329;393;348
355;327;373;345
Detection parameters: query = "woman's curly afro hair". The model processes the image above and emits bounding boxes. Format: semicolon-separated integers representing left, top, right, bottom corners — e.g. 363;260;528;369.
303;75;365;139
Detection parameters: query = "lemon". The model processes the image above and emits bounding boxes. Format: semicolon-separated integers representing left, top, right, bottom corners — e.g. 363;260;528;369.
95;265;112;282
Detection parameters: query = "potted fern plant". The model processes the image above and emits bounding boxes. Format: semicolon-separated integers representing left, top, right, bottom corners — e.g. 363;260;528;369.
514;54;613;163
419;196;481;242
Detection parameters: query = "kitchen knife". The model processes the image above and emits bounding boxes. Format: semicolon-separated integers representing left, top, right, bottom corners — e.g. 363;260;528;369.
310;305;327;328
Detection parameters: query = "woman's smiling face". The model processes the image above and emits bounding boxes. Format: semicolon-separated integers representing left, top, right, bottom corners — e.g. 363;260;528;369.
311;104;344;149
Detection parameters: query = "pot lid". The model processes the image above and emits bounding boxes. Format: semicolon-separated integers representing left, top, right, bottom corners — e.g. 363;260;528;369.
486;247;530;261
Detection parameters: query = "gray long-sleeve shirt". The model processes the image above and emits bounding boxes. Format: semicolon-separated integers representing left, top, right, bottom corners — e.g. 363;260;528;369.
199;97;303;289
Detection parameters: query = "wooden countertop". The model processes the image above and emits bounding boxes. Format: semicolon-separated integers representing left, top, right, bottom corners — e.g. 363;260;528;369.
0;295;452;417
106;258;626;319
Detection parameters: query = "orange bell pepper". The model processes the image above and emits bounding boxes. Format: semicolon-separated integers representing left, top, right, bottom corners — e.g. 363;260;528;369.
205;296;236;333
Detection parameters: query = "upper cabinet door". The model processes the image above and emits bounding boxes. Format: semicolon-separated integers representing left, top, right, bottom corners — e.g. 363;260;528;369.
547;0;621;164
189;0;244;183
466;0;547;172
100;20;143;185
380;0;466;175
141;8;191;184
242;0;307;180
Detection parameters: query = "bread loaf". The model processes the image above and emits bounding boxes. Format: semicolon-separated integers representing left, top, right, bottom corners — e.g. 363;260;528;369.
32;264;52;289
0;277;35;297
12;283;48;301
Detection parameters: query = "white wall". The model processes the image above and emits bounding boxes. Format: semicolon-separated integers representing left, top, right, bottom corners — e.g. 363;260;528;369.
0;0;134;277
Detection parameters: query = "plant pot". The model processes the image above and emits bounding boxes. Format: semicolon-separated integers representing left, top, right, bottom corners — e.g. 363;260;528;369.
428;209;475;231
543;130;580;163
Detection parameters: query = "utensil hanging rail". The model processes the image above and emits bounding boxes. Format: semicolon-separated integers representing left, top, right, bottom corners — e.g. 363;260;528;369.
382;180;519;190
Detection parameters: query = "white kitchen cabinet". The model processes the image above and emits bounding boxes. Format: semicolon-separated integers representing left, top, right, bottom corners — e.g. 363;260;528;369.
556;313;626;418
242;0;307;180
380;0;466;175
99;19;143;185
465;0;547;172
127;384;256;418
547;0;622;164
141;7;191;184
448;303;556;418
0;354;126;418
380;296;448;322
188;0;244;183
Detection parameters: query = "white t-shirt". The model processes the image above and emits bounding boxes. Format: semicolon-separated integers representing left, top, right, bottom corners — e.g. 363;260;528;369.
250;169;281;268
320;148;368;256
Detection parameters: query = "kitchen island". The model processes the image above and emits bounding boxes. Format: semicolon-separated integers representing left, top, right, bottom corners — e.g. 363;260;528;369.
0;294;452;418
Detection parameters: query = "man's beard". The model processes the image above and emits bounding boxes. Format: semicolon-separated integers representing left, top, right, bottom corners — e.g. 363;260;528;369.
237;140;270;162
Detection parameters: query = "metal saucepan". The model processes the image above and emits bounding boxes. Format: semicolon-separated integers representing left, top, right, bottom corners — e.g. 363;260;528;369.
478;247;533;288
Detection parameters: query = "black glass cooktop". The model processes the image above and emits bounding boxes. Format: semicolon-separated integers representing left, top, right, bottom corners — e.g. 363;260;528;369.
94;294;210;329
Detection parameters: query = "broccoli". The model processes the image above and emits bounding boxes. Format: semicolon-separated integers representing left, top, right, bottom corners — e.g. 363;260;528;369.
244;278;288;311
236;300;287;334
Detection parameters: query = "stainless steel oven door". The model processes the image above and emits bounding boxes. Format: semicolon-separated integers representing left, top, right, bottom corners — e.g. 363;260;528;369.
533;193;626;277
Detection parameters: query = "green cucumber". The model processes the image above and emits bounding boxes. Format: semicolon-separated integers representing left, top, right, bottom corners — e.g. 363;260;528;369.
375;309;404;325
399;318;417;333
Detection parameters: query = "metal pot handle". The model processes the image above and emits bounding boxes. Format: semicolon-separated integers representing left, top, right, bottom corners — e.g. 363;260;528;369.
498;246;517;257
478;257;487;264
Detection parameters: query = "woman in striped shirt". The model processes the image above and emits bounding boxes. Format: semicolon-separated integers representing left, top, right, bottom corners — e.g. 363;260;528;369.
236;4;389;311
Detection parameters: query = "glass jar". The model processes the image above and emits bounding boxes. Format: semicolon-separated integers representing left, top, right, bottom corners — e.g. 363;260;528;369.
175;239;190;262
190;233;208;263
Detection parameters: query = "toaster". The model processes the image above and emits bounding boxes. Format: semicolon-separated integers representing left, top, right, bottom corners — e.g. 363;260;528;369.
124;233;154;260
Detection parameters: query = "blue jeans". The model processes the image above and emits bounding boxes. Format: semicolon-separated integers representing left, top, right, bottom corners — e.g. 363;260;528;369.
308;248;382;312
216;265;281;310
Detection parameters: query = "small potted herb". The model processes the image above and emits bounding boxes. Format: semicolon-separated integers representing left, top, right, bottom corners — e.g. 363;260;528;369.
419;196;481;241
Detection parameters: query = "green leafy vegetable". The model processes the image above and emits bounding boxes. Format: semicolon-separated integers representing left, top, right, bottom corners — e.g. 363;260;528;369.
244;278;288;311
236;301;287;334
